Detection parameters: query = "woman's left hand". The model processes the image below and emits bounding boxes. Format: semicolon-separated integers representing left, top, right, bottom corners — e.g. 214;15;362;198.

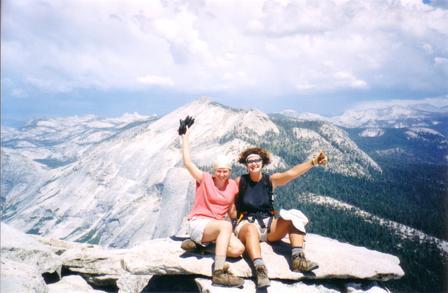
311;151;328;166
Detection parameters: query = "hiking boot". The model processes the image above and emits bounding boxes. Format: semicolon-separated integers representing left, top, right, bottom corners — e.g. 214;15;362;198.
255;264;270;288
291;252;319;272
212;268;244;288
180;239;197;252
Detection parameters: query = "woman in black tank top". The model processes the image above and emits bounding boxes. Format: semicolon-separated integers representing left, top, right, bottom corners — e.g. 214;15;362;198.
232;147;328;288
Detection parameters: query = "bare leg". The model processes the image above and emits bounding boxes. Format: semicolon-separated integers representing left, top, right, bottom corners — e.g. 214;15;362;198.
237;223;262;260
227;233;245;257
267;218;305;247
239;223;270;288
268;218;317;272
201;220;245;287
201;220;233;257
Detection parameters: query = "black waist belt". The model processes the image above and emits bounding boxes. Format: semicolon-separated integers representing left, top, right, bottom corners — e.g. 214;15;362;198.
240;211;274;233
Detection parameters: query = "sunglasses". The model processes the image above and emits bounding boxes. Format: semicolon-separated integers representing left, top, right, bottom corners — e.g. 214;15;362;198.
246;158;262;164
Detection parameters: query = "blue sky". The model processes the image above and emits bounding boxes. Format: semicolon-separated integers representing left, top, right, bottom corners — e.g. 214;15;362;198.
2;0;448;125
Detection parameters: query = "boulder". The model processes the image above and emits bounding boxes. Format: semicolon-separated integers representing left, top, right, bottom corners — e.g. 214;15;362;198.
0;222;404;293
47;275;106;293
0;258;48;293
122;234;404;281
116;274;153;293
1;222;62;276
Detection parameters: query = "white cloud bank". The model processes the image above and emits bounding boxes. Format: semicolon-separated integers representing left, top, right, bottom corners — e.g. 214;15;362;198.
350;96;448;110
2;0;448;98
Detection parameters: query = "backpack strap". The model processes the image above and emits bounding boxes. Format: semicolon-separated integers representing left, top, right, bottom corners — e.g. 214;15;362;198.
263;174;274;211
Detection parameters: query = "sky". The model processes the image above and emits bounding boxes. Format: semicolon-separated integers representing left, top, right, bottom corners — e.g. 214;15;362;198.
1;0;448;125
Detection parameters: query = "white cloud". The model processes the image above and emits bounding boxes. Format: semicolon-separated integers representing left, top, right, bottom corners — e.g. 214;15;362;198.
2;0;447;98
334;71;368;89
434;57;448;65
137;75;174;87
351;96;448;110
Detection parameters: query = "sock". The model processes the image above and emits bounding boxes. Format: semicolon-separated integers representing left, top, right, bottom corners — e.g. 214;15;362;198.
253;258;265;267
291;246;304;257
214;255;226;271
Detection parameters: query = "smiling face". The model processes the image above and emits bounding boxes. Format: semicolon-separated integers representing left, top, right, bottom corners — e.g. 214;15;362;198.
214;167;231;183
245;154;263;174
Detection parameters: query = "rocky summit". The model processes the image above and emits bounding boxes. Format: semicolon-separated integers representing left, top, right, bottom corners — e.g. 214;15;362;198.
1;222;403;292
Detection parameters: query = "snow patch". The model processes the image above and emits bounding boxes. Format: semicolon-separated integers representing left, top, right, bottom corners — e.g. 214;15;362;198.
358;128;384;137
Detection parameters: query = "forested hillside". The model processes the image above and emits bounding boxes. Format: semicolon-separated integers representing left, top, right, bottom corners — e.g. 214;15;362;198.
229;115;447;293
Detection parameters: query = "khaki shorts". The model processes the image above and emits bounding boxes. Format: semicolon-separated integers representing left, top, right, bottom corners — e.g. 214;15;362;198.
234;217;272;242
187;217;212;246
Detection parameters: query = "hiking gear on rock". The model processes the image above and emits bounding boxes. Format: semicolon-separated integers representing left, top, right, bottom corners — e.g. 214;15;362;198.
255;264;270;288
178;115;195;135
180;239;197;251
180;238;215;255
291;252;319;272
279;209;309;233
212;268;244;288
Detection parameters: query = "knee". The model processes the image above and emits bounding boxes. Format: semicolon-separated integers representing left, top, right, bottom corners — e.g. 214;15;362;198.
228;241;245;258
243;224;259;240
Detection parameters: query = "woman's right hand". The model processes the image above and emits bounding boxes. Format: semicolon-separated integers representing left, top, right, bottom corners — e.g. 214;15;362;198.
178;115;195;135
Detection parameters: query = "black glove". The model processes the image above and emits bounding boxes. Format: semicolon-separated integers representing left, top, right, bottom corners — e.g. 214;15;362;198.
185;116;195;128
178;115;195;135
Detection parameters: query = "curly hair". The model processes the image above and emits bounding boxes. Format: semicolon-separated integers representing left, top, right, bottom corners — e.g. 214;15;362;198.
238;147;271;166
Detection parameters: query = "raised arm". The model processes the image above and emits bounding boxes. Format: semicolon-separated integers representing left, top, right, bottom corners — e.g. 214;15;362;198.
270;151;327;188
182;128;203;182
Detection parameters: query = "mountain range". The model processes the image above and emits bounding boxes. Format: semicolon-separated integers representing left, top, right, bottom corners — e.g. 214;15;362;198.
1;97;447;292
1;97;446;248
0;98;377;246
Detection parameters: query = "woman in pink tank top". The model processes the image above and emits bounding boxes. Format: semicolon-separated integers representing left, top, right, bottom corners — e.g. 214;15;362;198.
178;116;244;288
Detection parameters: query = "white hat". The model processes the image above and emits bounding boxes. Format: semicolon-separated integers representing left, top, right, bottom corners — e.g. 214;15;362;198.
279;209;308;233
213;155;232;170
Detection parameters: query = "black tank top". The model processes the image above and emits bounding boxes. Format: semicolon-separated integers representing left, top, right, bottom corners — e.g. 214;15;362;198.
236;173;274;218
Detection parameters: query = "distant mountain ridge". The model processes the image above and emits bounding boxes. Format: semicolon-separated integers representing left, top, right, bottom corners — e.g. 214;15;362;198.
280;100;448;165
331;102;448;129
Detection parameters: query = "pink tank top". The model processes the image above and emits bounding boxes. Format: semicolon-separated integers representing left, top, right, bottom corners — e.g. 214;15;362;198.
188;173;238;220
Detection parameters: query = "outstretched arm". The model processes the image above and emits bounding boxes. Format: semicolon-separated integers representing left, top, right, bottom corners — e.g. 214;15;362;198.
271;151;327;188
182;128;203;182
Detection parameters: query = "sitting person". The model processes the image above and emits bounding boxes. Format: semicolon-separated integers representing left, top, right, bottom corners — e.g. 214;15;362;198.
178;116;245;288
233;147;327;288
